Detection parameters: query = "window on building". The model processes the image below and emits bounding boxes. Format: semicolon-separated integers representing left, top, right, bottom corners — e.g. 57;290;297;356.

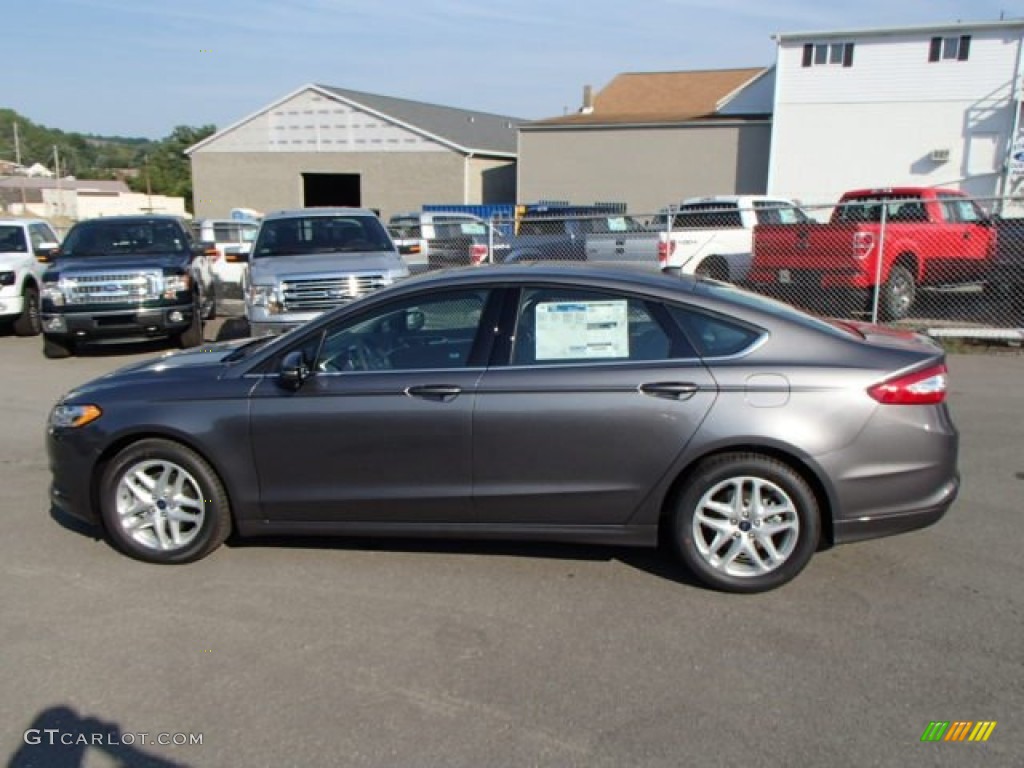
802;42;855;68
928;35;971;62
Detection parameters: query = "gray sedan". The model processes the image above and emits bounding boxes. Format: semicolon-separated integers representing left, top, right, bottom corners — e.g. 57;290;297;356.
47;265;959;592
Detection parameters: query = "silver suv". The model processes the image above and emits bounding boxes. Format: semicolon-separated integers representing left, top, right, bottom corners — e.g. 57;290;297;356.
244;208;409;336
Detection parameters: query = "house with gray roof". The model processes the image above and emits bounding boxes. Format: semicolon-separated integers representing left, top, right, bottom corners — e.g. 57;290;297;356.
186;84;524;220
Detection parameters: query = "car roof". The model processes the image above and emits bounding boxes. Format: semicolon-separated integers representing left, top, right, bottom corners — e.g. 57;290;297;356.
393;262;702;296
264;207;380;220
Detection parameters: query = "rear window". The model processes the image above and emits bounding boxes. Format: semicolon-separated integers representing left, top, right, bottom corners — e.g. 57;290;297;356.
672;205;743;229
834;195;928;223
62;220;189;256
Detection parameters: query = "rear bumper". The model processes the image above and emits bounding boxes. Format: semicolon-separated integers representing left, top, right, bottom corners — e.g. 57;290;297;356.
832;473;959;545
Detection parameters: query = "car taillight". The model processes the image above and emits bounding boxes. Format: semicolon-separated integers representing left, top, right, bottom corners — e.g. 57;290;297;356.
868;363;947;404
469;244;488;266
657;238;676;267
852;231;874;260
204;246;221;262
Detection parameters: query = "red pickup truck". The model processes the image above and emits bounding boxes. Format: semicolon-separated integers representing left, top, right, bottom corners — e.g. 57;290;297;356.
746;187;995;320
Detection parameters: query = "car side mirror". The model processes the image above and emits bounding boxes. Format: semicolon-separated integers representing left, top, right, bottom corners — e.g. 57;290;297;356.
35;242;60;262
279;349;311;390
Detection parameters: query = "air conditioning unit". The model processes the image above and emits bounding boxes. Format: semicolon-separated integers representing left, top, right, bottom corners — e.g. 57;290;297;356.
929;148;951;163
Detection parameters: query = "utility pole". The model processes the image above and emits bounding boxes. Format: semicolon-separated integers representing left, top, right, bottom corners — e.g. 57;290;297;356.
53;145;62;220
13;122;27;213
144;154;153;212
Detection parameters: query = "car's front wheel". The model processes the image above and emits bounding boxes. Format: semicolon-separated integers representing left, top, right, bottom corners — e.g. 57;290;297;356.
669;453;820;593
99;438;231;563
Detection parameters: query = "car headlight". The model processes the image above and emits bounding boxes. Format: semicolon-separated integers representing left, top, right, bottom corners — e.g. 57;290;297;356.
42;283;65;305
249;284;283;314
163;274;190;298
49;404;103;429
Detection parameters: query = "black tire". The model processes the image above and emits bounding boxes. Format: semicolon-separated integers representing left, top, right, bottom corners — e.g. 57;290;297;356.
177;304;204;349
695;257;729;282
42;334;74;359
203;287;217;320
877;263;916;321
669;453;820;593
99;438;232;564
13;285;41;336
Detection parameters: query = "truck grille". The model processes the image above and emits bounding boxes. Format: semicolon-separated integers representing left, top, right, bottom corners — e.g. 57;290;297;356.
281;274;388;312
63;271;162;305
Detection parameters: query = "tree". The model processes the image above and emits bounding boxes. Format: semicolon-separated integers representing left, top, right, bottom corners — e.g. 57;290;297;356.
133;125;216;213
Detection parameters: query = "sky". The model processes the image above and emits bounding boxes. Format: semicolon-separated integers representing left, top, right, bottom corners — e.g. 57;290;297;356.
5;0;1022;139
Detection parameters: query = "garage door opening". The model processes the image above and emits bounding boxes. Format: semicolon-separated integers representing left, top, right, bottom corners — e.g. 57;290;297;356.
303;173;361;208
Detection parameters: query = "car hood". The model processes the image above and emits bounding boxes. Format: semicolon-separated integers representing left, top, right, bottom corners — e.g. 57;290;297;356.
49;253;189;274
250;251;406;283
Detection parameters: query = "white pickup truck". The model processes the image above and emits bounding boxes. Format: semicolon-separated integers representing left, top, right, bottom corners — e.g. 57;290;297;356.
0;218;61;336
656;196;809;282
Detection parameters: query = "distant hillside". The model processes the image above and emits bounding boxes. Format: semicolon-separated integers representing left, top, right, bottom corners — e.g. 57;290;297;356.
0;109;159;178
0;110;217;211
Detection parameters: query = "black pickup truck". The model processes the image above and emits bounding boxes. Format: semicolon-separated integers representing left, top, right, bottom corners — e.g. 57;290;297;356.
988;216;1024;307
39;216;214;358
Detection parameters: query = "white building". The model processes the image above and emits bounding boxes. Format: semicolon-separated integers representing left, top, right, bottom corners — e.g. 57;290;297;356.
767;20;1024;209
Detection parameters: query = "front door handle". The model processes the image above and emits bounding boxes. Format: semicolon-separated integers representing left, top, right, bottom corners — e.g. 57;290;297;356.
639;382;700;400
405;385;463;402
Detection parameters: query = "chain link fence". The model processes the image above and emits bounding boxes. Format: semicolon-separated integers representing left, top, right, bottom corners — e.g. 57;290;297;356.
414;197;1024;336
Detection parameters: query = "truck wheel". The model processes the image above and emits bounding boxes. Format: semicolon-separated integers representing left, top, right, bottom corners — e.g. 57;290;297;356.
177;309;204;349
695;257;729;282
13;285;41;336
43;334;75;359
203;288;217;320
878;264;916;321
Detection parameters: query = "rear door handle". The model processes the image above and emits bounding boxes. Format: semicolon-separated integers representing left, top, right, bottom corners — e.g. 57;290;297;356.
639;382;700;400
405;385;462;402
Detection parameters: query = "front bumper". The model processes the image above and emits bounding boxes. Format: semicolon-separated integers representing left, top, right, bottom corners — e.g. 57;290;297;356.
41;304;195;342
47;425;102;526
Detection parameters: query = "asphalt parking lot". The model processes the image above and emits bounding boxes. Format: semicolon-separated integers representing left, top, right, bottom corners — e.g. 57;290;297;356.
2;325;1022;768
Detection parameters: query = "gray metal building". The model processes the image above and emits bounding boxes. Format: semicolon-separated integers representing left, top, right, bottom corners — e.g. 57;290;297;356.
187;84;523;220
517;68;775;214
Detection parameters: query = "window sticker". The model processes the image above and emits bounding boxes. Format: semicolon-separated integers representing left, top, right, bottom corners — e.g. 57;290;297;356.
534;300;629;360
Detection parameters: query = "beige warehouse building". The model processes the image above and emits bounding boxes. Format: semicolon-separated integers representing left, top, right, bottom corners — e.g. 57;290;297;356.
187;84;523;220
517;68;775;214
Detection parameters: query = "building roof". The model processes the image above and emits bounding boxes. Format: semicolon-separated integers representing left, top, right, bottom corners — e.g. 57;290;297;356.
526;68;769;128
774;18;1024;43
187;83;525;157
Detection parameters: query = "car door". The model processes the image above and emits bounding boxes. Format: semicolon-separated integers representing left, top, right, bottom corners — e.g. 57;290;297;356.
473;285;719;526
248;287;497;524
935;193;992;283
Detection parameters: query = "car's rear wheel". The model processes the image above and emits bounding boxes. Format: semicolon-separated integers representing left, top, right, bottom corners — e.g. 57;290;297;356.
100;438;231;564
42;334;74;359
670;453;820;593
13;285;41;336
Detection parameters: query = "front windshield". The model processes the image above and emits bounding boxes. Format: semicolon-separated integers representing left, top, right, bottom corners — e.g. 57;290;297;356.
253;215;394;257
62;220;189;257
